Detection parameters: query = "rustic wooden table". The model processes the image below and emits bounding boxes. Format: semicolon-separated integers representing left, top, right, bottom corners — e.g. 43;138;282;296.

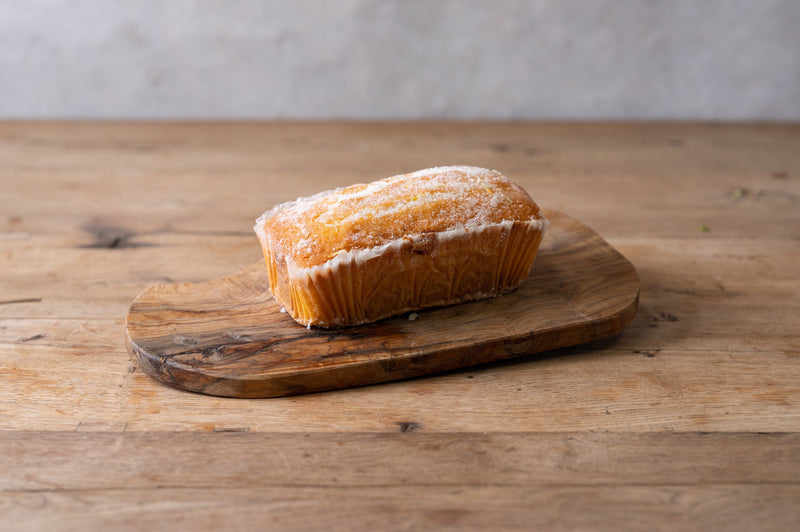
1;122;798;531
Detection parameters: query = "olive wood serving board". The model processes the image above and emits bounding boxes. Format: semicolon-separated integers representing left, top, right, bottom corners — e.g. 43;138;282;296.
126;210;639;398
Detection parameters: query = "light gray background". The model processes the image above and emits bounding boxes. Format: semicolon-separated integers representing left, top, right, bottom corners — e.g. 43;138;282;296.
1;0;798;120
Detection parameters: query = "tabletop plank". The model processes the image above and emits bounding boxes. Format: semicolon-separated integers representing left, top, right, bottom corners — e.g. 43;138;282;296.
2;122;799;240
4;431;800;489
2;432;799;531
1;121;799;530
3;342;798;433
5;485;799;532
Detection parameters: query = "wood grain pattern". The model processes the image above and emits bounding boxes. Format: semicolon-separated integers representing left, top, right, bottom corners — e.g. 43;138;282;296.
2;431;798;532
1;122;798;531
126;210;639;397
6;485;799;532
4;431;800;489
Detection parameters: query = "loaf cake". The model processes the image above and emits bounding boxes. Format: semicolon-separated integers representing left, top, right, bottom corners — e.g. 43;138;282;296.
254;166;548;328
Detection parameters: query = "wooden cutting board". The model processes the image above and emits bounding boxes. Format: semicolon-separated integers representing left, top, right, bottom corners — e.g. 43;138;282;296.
126;210;639;398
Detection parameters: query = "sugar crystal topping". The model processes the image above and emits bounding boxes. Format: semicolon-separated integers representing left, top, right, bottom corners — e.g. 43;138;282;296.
261;166;542;269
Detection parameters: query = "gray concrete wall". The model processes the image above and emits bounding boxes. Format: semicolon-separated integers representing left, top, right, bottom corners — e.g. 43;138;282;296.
1;0;798;119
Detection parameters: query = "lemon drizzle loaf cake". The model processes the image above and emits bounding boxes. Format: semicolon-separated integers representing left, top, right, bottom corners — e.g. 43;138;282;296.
254;166;548;328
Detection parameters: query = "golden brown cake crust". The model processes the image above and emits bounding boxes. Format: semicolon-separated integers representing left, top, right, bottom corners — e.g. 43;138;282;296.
254;166;547;328
262;166;542;270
